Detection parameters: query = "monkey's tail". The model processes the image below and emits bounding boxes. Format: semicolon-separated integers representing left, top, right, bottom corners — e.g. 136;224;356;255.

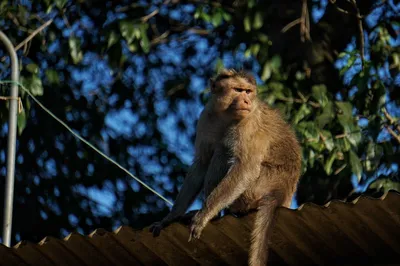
249;196;280;266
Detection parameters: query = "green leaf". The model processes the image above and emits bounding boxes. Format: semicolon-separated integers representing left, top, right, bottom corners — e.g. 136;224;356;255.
308;141;325;152
311;85;328;107
244;16;251;32
337;114;361;147
128;43;138;53
222;12;232;22
215;58;224;72
134;27;141;39
261;62;271;81
248;0;256;8
365;142;383;172
26;63;39;74
320;130;334;151
293;104;311;124
211;11;222;27
244;48;251;58
347;130;362;147
250;43;260;56
308;149;315;167
253;12;263;29
45;69;60;85
119;21;136;44
316;101;334;128
45;0;53;14
336;101;353;116
369;179;400;193
107;31;119;49
349;150;362;182
297;121;319;140
370;82;386;114
22;75;44;96
337;137;351;152
258;33;269;43
295;71;305;80
366;141;375;159
270;55;281;72
17;5;28;25
68;37;83;64
17;109;27;135
194;7;202;19
200;12;210;22
324;151;337;175
55;0;67;10
139;24;150;53
339;53;357;76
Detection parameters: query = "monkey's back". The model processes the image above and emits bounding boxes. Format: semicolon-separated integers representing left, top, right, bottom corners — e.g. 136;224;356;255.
258;103;301;169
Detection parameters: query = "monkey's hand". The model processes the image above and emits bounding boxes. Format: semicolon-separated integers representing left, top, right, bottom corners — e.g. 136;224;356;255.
149;220;168;237
188;212;207;242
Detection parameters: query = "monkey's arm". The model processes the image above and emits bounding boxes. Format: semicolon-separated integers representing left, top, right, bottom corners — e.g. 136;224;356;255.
150;159;207;236
189;158;261;240
167;160;207;220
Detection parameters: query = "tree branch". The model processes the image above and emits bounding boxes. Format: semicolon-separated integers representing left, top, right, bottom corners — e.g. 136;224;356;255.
382;107;400;144
282;18;301;33
300;0;311;42
334;163;347;175
383;107;400;131
15;19;53;51
350;0;365;69
329;0;365;68
385;125;400;144
1;19;53;62
281;0;311;42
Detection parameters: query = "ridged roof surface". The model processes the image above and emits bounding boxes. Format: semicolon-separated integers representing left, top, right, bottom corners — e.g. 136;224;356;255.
1;191;399;266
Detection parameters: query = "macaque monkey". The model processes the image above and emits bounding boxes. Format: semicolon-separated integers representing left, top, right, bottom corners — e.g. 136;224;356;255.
150;69;301;265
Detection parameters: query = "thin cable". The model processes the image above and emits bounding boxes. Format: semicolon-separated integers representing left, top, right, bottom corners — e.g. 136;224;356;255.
0;80;173;206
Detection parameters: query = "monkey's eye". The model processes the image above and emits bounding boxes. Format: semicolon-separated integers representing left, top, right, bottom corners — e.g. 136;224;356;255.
234;88;242;92
246;90;252;94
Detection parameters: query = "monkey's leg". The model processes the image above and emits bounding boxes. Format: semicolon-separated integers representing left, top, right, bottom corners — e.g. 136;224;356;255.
249;190;287;266
189;159;262;240
150;159;208;237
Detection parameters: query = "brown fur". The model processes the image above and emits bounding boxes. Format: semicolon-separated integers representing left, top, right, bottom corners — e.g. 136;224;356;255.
150;69;301;266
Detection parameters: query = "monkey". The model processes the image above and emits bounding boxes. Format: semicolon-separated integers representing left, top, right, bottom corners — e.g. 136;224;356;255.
150;69;301;266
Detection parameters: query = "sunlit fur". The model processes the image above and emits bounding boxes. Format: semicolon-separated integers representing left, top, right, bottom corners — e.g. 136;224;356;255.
150;69;301;266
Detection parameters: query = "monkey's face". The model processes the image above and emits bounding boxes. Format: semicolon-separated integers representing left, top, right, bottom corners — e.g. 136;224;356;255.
212;77;257;120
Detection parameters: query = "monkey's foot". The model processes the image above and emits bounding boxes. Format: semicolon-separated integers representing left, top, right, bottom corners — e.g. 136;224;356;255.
149;221;167;237
188;212;206;242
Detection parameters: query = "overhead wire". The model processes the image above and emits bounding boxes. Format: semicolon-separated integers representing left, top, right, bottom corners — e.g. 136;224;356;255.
0;80;173;206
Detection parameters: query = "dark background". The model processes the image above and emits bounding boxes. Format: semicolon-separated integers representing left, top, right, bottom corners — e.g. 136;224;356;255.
0;0;399;244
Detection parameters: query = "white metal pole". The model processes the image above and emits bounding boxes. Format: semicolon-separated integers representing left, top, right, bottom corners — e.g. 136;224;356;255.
0;30;19;247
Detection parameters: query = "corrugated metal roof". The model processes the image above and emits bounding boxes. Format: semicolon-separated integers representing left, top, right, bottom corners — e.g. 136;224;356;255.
1;191;399;266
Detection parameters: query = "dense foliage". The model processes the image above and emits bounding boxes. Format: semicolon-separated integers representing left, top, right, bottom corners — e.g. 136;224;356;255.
0;0;399;243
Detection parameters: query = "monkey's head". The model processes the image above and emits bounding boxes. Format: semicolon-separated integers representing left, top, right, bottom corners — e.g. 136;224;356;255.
210;69;257;120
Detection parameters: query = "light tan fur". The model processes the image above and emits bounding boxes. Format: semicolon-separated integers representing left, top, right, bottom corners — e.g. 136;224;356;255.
150;69;301;266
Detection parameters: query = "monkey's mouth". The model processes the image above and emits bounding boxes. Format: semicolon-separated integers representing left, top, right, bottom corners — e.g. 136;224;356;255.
233;108;251;112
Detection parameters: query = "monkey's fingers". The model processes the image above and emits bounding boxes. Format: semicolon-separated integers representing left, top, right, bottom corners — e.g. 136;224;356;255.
149;222;163;237
188;226;195;242
188;225;202;242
